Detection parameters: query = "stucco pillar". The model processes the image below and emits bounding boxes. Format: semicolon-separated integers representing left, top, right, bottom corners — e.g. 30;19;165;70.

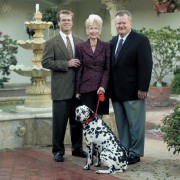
101;0;130;36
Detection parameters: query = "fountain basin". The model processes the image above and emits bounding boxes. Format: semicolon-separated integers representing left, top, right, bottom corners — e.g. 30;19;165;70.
10;65;51;77
25;21;53;30
17;40;45;50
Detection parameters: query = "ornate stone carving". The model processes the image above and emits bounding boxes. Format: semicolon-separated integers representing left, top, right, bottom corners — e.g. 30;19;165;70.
17;127;26;137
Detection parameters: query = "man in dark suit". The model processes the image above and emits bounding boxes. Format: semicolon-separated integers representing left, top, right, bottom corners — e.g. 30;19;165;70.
109;10;153;165
42;10;86;162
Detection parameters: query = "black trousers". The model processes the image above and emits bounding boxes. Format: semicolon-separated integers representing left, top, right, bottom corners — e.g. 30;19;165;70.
80;91;109;115
52;98;83;155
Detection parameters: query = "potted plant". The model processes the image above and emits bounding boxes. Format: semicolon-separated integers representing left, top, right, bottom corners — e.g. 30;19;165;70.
0;32;18;88
153;0;178;16
158;104;180;154
137;26;180;106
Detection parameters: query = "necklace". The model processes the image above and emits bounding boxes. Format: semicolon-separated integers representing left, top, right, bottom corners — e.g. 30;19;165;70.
91;44;96;47
90;41;97;47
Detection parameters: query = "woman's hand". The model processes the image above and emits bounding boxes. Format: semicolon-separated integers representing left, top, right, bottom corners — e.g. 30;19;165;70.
97;87;105;94
76;93;81;100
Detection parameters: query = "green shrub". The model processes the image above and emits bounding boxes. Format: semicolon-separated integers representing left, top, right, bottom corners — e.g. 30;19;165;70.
171;66;180;94
0;32;18;88
135;26;180;87
158;104;180;154
42;8;59;29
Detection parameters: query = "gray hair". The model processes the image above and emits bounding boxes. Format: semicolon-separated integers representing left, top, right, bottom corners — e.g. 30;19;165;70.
115;10;132;21
85;14;103;31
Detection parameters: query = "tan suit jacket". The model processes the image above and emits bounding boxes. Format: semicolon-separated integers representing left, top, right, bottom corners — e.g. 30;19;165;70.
42;33;83;100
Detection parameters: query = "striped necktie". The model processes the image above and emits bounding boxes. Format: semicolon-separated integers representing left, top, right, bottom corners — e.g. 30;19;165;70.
66;36;73;59
114;39;123;60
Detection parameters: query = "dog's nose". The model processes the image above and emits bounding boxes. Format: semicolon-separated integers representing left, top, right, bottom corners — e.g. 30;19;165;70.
75;115;80;121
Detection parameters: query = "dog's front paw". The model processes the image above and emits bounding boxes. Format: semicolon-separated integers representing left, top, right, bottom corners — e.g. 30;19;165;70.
96;170;101;174
83;165;90;170
96;170;113;174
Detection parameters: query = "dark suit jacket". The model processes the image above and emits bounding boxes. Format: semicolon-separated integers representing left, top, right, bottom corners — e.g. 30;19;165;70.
109;30;153;101
42;33;83;100
75;38;111;94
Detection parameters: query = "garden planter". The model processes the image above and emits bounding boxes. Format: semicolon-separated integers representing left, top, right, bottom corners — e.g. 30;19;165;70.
147;86;172;107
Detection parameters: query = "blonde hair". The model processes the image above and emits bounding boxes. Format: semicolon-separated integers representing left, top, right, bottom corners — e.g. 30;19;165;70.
85;14;103;31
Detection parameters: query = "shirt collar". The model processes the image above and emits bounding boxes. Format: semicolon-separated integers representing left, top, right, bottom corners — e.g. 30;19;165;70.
118;29;131;42
60;31;73;39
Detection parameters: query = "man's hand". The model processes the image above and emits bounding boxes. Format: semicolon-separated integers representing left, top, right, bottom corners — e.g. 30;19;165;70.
68;58;80;68
76;93;81;100
138;90;147;100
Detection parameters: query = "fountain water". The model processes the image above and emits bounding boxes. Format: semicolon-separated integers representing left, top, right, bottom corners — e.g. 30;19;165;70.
10;9;53;108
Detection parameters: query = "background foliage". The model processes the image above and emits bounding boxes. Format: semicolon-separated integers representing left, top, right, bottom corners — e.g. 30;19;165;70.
158;104;180;154
171;66;180;94
135;26;180;87
0;32;18;88
42;8;59;30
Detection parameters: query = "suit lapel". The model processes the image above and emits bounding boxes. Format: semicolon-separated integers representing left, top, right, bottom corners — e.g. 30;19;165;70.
111;35;119;66
94;39;104;57
81;40;94;57
56;34;69;59
81;39;104;57
115;31;134;64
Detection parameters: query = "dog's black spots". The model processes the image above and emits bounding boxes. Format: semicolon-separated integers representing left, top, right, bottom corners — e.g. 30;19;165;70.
109;155;117;162
118;156;124;161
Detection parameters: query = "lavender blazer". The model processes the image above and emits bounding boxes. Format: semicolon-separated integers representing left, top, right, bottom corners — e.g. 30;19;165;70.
75;38;111;94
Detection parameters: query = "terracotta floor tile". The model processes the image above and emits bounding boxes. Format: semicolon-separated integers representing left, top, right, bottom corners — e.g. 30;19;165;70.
0;147;121;180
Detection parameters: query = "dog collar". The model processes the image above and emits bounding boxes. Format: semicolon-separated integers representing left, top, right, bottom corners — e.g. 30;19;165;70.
83;113;98;125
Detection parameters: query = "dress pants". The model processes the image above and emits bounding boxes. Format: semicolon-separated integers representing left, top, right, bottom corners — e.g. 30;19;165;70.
52;98;83;155
80;91;109;115
112;99;146;157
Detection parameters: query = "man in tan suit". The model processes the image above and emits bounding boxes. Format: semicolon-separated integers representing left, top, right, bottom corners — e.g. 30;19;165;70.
42;10;86;162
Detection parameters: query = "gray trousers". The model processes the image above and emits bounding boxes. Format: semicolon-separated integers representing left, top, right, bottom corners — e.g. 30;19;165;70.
112;100;146;157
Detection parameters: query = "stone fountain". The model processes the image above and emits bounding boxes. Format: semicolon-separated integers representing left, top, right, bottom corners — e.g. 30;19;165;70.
10;8;53;108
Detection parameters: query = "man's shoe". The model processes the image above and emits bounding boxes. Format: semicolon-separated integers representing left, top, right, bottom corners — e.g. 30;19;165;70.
72;149;87;158
54;152;64;162
128;154;140;165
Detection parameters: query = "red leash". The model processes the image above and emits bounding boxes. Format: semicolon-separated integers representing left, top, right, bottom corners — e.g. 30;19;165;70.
95;93;105;114
83;93;105;125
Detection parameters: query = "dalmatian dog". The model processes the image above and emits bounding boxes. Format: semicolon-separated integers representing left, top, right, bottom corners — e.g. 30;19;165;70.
75;105;128;174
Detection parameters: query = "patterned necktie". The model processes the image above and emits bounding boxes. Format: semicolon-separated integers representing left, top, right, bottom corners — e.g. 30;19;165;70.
66;36;73;59
114;39;123;60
